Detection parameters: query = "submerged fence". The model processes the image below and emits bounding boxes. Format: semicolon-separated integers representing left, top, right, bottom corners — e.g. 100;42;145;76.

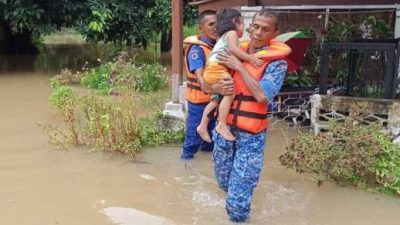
310;94;400;137
268;89;316;127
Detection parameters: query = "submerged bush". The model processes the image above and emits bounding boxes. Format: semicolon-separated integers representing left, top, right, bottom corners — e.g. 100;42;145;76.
78;52;167;94
49;79;75;111
80;63;113;94
137;117;184;147
45;82;182;157
280;116;400;195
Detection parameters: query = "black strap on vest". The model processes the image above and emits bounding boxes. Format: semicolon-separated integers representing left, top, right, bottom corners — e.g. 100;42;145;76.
234;95;257;102
231;93;243;129
186;83;209;96
229;109;268;120
231;93;268;128
187;77;197;83
186;83;202;91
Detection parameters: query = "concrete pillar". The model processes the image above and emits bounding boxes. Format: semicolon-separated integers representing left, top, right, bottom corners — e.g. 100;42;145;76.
395;9;400;96
395;9;400;38
162;0;186;130
171;0;183;103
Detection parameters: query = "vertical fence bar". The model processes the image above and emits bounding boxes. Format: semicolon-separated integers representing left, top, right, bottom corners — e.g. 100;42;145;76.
319;44;330;95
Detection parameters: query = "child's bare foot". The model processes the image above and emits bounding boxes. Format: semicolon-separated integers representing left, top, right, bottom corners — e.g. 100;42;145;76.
197;125;212;143
216;124;235;141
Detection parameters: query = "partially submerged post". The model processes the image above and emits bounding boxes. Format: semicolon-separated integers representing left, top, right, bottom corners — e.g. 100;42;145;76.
163;0;185;127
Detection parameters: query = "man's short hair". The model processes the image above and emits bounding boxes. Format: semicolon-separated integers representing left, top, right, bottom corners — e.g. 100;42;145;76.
199;10;216;25
254;9;279;30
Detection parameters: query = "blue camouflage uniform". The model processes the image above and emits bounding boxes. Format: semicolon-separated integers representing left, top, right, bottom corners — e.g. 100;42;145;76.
181;36;216;160
213;59;288;222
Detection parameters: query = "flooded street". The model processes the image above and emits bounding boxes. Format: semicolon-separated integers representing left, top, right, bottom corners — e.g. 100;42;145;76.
1;46;400;225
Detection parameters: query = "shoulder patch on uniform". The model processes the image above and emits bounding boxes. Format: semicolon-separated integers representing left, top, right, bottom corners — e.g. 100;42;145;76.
191;52;199;60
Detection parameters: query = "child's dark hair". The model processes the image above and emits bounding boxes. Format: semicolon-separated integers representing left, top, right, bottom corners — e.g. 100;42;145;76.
216;8;242;37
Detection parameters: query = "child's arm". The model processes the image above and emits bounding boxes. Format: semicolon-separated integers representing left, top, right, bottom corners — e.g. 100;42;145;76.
226;30;263;67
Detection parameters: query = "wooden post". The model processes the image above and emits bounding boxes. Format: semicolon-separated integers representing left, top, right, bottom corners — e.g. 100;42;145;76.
171;0;183;103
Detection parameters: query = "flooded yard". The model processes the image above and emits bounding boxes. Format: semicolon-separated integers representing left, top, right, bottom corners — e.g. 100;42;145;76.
1;45;400;225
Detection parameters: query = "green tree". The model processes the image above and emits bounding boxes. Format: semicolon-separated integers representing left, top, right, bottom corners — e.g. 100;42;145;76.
0;0;155;53
148;0;197;52
0;0;197;54
78;0;154;48
0;0;82;53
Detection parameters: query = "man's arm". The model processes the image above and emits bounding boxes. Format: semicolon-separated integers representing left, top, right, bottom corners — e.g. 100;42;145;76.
195;68;234;96
259;60;288;101
219;52;267;103
187;45;206;89
188;45;234;96
193;68;207;90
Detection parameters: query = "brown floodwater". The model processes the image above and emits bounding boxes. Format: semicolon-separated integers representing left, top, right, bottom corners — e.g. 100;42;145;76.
1;45;400;225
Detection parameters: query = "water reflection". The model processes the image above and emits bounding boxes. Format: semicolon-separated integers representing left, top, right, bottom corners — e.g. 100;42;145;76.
0;44;171;74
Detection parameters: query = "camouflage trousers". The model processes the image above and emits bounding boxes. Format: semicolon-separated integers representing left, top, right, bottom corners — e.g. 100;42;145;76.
212;128;267;222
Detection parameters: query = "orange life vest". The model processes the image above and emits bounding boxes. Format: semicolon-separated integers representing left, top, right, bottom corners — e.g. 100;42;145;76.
183;35;213;104
227;40;291;134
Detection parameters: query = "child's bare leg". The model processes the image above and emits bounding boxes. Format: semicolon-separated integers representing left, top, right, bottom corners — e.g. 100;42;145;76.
216;94;236;141
197;100;218;143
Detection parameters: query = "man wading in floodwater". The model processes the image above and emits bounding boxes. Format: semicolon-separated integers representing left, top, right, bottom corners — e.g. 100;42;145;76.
181;10;234;160
213;9;291;222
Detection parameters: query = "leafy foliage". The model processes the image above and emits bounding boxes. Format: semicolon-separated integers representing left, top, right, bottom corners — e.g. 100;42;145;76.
45;52;179;157
49;79;76;112
294;15;393;88
79;52;167;94
80;62;113;94
137;118;184;147
280;114;400;195
0;0;81;35
284;69;313;87
78;0;154;47
1;0;197;52
147;0;198;51
47;82;183;157
0;0;84;52
183;25;199;38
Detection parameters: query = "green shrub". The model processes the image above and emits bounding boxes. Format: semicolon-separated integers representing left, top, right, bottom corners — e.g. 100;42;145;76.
372;133;400;194
45;85;182;157
79;94;142;155
183;25;198;38
134;63;166;92
280;116;400;195
79;53;167;94
80;63;113;94
137;118;184;147
49;78;75;111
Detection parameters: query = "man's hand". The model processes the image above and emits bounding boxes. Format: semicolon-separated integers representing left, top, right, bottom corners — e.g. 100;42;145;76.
200;80;212;93
217;51;243;72
211;78;234;96
249;54;264;68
